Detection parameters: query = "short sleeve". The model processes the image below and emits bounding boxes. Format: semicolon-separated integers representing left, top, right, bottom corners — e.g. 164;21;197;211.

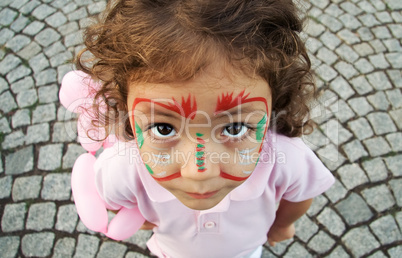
271;134;335;203
94;142;141;210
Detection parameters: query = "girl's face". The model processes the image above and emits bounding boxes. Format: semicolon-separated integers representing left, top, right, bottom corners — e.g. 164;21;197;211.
127;66;272;210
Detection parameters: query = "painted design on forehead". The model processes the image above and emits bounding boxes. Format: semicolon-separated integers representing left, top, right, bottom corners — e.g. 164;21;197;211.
132;94;197;120
135;121;144;149
215;90;268;114
195;133;207;172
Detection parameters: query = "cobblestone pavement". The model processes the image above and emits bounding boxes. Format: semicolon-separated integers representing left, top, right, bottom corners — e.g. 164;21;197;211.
0;0;401;257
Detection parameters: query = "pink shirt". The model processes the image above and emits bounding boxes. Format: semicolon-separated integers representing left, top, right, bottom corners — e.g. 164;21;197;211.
94;130;334;257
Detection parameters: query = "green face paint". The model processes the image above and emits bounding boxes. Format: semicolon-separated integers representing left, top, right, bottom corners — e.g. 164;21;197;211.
145;164;154;175
196;133;206;172
135;121;144;149
256;114;267;142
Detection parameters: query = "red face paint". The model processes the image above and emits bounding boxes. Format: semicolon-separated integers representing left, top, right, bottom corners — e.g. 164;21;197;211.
215;90;268;115
220;171;250;181
152;172;181;182
132;94;197;120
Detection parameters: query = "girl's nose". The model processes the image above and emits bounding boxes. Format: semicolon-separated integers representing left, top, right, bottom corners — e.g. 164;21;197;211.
179;141;221;181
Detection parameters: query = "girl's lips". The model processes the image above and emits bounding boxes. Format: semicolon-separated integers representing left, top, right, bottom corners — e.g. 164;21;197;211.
186;191;219;199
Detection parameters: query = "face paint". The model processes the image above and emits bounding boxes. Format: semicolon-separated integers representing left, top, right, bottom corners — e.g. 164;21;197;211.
135;121;144;149
132;94;197;120
256;114;267;142
195;133;206;172
220;171;250;181
152;153;171;166
215;90;268;115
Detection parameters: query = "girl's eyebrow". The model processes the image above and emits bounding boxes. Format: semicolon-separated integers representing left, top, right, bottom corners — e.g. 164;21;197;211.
215;90;268;115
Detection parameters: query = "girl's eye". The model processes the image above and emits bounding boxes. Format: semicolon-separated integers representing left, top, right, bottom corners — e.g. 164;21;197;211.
150;124;176;138
222;123;249;138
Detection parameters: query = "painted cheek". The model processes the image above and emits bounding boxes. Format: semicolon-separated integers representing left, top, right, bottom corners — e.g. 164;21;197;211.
134;121;144;149
256;114;267;143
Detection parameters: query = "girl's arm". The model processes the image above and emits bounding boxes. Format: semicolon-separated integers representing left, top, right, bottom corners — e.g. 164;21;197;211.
267;198;313;246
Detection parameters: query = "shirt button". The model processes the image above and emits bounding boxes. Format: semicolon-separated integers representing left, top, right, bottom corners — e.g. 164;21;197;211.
204;221;216;229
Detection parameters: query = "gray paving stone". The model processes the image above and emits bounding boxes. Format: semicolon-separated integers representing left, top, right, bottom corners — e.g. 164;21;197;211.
19;0;41;14
294;215;318;242
65;29;84;47
0;176;12;199
60;1;78;13
32;103;56;124
372;26;392;39
6;65;31;84
57;105;78;121
367;112;397;135
52;121;78;142
307;194;328;217
21;232;55;257
324;179;348;203
26;202;57;231
125;252;150;258
283;242;312;258
315;62;337;82
364;137;392;157
25;123;50;144
389;109;402;129
359;13;381;27
22;20;45;36
38;144;63;171
386;89;402;109
41;173;71;200
337;29;361;45
384;155;402;177
386;0;402;9
2;130;25;149
342;139;369;162
45;11;68;27
74;234;100;258
1;203;26;232
29;53;50;74
340;2;363;15
358;27;375;42
32;4;56;20
12;109;30;128
386;52;402;69
305;37;323;54
0;117;12;134
325;3;344;17
389;245;402;258
0;28;15;45
336;192;373;226
367;92;390;111
362;158;388;182
342;226;380;257
326;246;349;258
5;34;30;52
0;77;8;94
0;8;17;26
0;54;21;77
317;47;338;65
56;204;78;233
318;13;343;32
11;77;34;95
370;215;402;245
348;118;374;140
317;207;345;236
50;51;73;67
388;24;402;39
330;99;355;123
319;31;341;50
9;0;29;9
44;41;66;58
389;178;402;206
307;231;335;254
35;68;57;86
316;144;346;171
35;27;61;47
370;39;387;53
97;242;128;258
38;84;59;104
386;132;402;152
369;53;391;69
53;237;76;258
334;61;358;79
62;143;86;169
0;236;20;258
353;42;374;56
16;89;38;108
302;128;329;150
339;13;362;30
335;44;359;63
58;21;79;36
88;1;107;15
5;146;33;175
391;11;402;22
321;119;352;145
337;164;369;190
354;58;375;74
362;185;396;212
12;175;42;201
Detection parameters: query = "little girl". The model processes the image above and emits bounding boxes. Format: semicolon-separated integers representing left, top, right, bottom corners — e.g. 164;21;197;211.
60;0;335;257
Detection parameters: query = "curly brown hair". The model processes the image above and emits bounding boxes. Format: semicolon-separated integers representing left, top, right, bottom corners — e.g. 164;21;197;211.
76;0;315;139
